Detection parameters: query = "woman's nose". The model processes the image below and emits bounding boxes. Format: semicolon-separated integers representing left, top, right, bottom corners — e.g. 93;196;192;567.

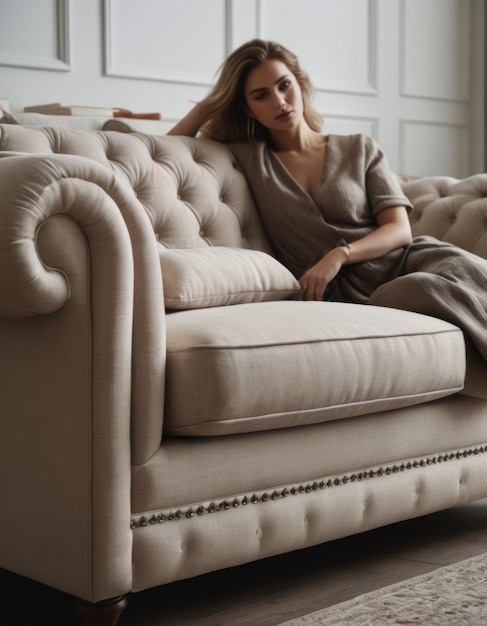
272;92;285;108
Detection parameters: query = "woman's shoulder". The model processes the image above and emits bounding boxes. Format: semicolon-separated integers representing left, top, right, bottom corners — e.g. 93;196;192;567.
226;141;270;177
227;140;266;161
327;133;384;164
328;133;379;150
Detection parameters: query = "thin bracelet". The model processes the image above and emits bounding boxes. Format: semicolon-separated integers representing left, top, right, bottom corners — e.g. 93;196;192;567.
344;243;352;262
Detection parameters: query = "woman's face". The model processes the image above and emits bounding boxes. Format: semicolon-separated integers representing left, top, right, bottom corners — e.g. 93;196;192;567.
244;59;304;133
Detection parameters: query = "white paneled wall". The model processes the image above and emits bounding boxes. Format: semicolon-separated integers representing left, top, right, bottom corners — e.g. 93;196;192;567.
105;0;228;85
0;0;484;177
0;0;71;71
398;0;473;176
258;0;377;95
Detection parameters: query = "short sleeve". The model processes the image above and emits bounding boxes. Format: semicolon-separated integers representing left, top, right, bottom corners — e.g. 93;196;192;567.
364;136;413;216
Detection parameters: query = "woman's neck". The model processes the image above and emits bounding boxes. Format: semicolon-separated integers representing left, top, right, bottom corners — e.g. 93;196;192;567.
270;123;323;153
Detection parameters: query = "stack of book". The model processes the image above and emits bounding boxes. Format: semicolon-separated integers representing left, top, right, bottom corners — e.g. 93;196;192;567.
23;103;161;120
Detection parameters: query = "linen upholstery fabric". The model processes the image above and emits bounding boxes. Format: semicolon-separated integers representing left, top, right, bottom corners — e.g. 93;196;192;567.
132;447;487;591
161;247;300;309
165;300;464;436
2;124;487;612
0;124;272;464
3;112;174;133
133;394;487;513
0;108;19;124
405;175;487;258
403;174;487;399
103;117;174;135
9;112;116;131
133;395;487;592
0;153;134;600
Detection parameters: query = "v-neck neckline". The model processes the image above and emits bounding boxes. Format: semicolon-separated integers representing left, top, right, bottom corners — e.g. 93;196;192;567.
269;135;331;201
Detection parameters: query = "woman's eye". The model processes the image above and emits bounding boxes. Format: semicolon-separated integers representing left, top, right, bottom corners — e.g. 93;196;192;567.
280;81;291;91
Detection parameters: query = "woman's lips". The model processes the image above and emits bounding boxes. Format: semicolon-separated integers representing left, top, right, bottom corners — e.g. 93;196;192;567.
275;110;293;121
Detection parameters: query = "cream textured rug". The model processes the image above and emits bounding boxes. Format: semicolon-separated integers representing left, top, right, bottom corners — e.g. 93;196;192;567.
280;552;487;625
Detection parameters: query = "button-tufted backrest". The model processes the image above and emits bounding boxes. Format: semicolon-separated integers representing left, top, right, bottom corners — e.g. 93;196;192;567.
403;175;487;261
4;125;487;261
0;124;273;254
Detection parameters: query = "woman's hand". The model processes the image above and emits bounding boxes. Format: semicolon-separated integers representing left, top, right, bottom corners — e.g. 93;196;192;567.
299;206;412;301
299;246;349;301
167;98;215;137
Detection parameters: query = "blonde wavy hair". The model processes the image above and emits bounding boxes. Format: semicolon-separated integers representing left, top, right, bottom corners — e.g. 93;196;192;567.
201;39;323;143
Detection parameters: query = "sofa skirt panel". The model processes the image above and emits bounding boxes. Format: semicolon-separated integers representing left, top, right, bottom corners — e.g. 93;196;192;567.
130;444;487;592
164;301;464;436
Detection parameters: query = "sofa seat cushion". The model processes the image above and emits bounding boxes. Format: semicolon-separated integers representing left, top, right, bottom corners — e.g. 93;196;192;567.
164;300;465;436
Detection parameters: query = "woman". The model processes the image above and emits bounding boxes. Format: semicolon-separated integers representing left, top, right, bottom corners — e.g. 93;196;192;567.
169;38;487;362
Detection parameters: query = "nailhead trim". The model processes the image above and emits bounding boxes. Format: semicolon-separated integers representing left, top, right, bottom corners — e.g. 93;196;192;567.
130;445;487;529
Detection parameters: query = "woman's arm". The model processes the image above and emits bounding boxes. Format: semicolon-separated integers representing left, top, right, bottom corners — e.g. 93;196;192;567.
299;205;412;301
166;96;223;137
167;101;209;137
343;206;412;264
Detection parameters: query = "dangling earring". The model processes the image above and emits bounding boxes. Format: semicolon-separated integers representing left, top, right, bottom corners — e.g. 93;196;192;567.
246;116;255;142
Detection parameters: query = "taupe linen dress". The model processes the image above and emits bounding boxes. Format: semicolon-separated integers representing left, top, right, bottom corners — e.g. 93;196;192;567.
230;134;487;361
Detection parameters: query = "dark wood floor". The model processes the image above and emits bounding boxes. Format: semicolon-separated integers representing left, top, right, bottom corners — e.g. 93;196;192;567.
1;498;487;625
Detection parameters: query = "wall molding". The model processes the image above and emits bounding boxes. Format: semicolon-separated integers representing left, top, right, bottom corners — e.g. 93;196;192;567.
0;0;71;72
256;0;378;96
104;0;232;85
225;0;234;55
323;112;379;139
399;0;470;102
399;118;470;176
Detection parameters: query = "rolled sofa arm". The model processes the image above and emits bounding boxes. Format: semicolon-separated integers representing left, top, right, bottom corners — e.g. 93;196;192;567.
0;152;166;465
0;151;138;600
0;152;164;601
0;152;130;317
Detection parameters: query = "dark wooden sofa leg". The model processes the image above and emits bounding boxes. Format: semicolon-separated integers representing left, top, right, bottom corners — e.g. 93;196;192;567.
76;595;128;626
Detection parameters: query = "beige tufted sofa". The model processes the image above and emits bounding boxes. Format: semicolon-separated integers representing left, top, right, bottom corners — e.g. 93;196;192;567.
1;123;487;625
